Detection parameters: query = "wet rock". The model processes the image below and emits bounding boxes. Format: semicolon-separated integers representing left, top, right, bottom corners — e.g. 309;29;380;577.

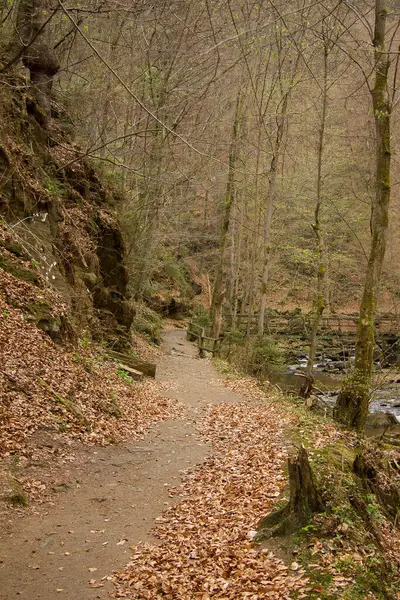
366;412;398;429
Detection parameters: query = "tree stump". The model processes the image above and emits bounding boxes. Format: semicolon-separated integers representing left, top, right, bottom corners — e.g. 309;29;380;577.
256;446;324;540
299;372;315;399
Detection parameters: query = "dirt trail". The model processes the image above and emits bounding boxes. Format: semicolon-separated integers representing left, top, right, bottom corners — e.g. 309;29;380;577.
0;329;241;600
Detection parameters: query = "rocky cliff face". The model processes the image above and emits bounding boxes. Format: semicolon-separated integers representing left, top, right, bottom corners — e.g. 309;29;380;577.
0;81;133;349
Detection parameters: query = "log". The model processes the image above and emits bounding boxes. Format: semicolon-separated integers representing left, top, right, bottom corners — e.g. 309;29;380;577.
106;350;156;378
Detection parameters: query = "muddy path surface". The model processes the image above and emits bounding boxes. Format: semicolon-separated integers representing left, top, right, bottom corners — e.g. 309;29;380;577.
0;330;241;600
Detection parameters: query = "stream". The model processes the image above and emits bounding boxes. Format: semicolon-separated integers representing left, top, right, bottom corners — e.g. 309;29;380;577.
269;354;400;425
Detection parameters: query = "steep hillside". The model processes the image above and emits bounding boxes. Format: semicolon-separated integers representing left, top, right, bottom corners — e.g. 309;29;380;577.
0;76;183;510
0;79;133;350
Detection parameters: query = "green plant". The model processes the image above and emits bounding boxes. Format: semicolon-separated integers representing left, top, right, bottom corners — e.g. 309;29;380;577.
224;328;245;345
58;420;67;433
366;494;384;522
191;305;211;330
42;172;70;198
117;368;133;383
213;357;236;375
80;336;91;349
8;490;28;506
247;335;283;376
131;304;163;344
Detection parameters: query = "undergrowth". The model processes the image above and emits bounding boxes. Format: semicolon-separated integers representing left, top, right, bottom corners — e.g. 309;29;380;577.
217;334;284;377
212;357;400;599
131;302;163;344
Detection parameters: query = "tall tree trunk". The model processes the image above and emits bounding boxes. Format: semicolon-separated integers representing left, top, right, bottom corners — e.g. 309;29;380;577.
210;90;243;338
300;43;329;398
134;116;164;300
335;0;391;432
257;93;288;335
228;198;237;327
257;43;301;336
134;67;168;300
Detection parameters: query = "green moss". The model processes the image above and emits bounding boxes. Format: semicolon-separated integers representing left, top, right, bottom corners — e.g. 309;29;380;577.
2;241;24;256
0;252;38;284
42;172;71;199
7;473;29;507
8;490;28;507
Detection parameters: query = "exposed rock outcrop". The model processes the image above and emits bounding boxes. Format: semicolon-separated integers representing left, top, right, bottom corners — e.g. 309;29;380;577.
0;81;133;349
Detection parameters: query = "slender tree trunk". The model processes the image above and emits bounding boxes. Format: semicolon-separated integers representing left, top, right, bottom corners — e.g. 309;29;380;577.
335;0;391;431
257;45;301;335
210;90;243;338
135;116;164;299
134;67;168;300
232;201;243;330
257;93;288;335
300;43;329;398
228;200;236;327
245;156;260;338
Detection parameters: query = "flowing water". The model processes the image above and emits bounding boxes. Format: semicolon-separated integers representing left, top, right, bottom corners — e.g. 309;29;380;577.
268;355;400;424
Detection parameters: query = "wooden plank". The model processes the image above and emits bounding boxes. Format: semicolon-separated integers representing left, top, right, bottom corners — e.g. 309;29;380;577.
117;364;144;381
106;350;156;378
198;327;205;358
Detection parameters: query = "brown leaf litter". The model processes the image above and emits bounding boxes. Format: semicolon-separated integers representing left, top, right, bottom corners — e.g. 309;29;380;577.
113;395;311;599
113;373;400;599
0;267;182;506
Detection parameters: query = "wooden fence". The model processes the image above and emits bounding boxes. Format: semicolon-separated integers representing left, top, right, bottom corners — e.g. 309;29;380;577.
187;312;400;359
226;312;400;338
186;322;222;357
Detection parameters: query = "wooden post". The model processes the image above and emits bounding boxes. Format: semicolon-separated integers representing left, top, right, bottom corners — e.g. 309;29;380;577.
199;328;205;358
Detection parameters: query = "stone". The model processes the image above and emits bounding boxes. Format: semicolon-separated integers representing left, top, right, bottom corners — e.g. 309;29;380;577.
366;411;398;429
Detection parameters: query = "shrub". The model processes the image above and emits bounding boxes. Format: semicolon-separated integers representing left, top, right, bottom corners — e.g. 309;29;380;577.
247;336;283;377
131;303;163;344
191;305;211;331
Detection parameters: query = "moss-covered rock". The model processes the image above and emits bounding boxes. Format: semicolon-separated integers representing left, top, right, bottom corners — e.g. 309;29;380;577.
0;251;39;284
0;85;134;350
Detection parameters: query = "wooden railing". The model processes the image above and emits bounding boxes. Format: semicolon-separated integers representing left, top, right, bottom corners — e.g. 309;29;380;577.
187;313;399;357
187;322;222;356
225;312;400;338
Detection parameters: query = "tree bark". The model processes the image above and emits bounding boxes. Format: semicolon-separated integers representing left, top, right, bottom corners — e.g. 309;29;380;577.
210;89;243;338
258;93;289;335
335;0;391;432
257;45;301;336
300;42;329;398
256;446;324;539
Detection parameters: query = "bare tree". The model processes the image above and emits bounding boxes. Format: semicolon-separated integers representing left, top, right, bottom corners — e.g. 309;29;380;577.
335;0;396;431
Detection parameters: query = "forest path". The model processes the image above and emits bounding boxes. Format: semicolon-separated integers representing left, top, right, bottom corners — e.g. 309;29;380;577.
0;329;242;600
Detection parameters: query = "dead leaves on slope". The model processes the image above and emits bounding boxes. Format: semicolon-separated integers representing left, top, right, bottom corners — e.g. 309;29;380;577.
114;400;310;599
0;297;181;459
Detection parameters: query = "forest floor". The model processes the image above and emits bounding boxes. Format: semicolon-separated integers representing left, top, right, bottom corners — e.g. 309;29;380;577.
1;329;399;600
0;329;262;600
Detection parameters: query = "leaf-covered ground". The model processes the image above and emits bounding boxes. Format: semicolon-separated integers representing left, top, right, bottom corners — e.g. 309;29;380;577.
113;388;311;599
113;375;400;600
0;267;181;506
